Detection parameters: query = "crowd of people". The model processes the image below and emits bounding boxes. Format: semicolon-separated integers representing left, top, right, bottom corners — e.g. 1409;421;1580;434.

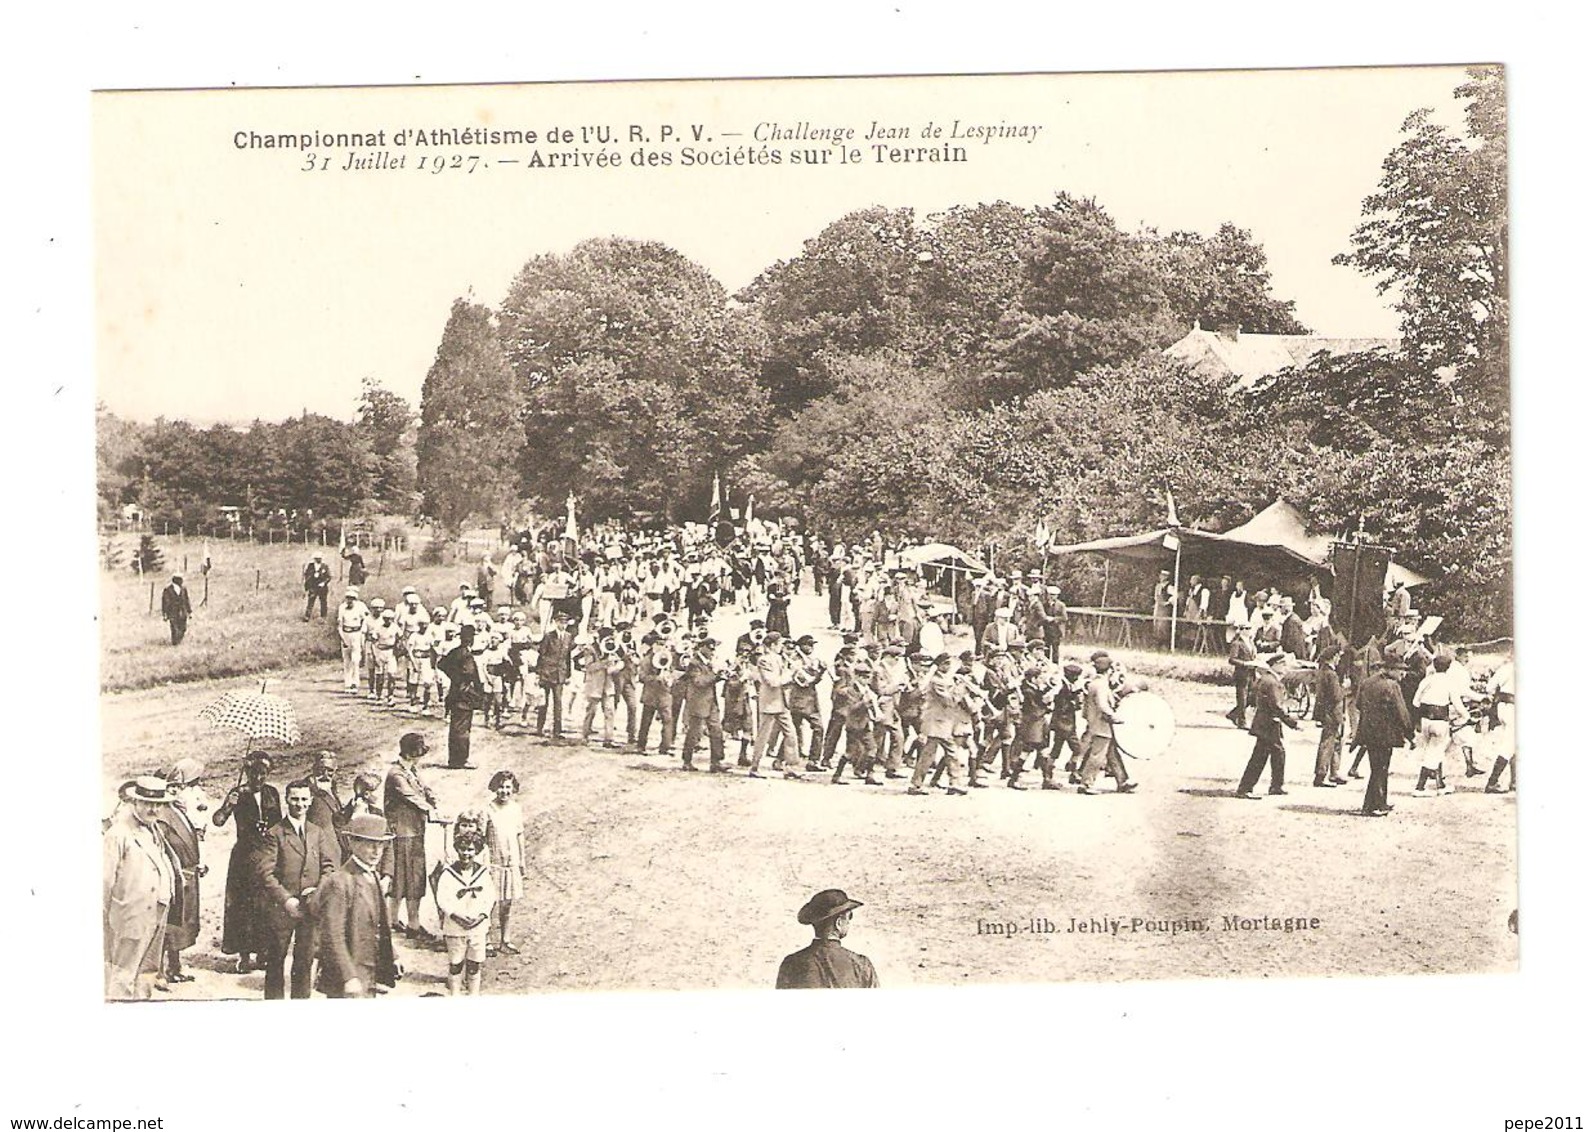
103;737;529;1000
315;519;1157;798
106;514;1515;1000
1225;585;1516;817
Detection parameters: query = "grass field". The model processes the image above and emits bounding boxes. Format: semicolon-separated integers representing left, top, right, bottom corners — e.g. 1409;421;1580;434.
99;533;503;692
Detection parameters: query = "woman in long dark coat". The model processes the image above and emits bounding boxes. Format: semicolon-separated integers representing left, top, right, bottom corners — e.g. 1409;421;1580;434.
154;758;209;984
212;752;280;972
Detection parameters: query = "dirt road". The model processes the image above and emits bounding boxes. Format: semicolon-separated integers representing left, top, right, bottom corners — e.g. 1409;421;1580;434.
100;591;1516;998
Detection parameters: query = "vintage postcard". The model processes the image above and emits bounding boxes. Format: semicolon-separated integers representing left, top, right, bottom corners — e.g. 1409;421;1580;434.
94;66;1514;1003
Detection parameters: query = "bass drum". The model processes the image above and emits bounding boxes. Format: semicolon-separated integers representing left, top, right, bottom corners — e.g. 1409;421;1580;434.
1110;691;1176;759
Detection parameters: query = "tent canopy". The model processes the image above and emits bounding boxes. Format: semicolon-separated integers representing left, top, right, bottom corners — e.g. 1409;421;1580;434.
1048;499;1428;588
896;541;993;576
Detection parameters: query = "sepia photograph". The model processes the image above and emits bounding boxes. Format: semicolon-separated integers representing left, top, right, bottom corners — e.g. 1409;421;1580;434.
92;65;1519;1007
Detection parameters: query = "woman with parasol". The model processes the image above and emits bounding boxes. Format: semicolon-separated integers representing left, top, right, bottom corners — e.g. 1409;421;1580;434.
198;681;302;975
212;752;280;973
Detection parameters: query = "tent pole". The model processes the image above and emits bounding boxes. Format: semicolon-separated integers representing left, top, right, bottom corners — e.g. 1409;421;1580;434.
1101;559;1110;608
1169;537;1182;652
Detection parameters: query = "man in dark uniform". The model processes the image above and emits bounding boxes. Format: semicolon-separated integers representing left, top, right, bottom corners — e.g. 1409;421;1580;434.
1353;648;1414;817
161;574;192;645
437;625;485;769
1236;652;1300;798
775;889;879;989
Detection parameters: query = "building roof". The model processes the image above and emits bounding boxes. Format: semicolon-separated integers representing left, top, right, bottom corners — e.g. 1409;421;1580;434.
1163;326;1398;389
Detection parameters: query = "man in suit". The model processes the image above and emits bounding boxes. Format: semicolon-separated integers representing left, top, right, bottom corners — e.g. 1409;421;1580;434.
104;777;179;1000
316;813;400;998
1279;596;1310;660
1236;653;1301;798
776;889;879;989
302;552;332;621
305;752;346;858
160;574;192;645
437;625;485;769
749;632;803;779
1226;623;1258;728
535;613;574;740
1353;648;1414;816
979;607;1022;654
255;779;338;999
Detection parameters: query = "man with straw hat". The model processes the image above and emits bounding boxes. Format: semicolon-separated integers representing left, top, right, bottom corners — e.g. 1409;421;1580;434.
776;889;879;989
104;776;179;1000
316;813;400;998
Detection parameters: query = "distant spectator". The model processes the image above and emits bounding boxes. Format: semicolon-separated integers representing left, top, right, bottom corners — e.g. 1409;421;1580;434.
161;575;192;645
341;543;368;588
303;553;333;620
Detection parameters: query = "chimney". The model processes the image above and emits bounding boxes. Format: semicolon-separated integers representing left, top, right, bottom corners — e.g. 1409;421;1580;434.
1215;321;1241;343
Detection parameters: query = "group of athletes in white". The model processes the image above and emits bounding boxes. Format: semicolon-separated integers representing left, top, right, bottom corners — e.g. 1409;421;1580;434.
319;529;1152;798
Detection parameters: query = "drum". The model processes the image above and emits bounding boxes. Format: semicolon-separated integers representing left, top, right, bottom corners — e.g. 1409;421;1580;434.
1111;692;1176;759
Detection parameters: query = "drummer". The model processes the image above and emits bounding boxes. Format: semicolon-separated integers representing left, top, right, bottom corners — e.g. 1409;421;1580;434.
1076;651;1137;795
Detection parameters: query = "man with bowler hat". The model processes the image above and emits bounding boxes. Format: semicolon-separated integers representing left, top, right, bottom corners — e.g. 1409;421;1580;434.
776;889;879;989
316;813;400;997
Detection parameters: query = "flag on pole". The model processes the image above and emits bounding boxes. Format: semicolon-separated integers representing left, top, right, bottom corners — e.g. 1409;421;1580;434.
709;473;722;526
745;493;755;528
565;493;578;542
1033;518;1051;548
1164;489;1181;527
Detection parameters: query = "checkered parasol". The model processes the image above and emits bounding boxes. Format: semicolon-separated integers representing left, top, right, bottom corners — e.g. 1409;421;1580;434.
198;682;301;747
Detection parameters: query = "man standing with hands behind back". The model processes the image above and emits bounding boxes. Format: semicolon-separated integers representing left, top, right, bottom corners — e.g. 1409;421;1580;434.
255;779;338;999
317;813;401;998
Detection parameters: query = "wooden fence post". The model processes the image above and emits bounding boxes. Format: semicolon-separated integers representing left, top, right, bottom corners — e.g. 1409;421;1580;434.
255;569;261;591
148;581;155;614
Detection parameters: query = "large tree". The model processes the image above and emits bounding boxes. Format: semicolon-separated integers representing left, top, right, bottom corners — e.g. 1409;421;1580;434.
985;193;1180;402
738;207;925;411
1334;66;1507;425
356;376;418;514
1148;223;1309;336
499;238;768;520
417;299;526;532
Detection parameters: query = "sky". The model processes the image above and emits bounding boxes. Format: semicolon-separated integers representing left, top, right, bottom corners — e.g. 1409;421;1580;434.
93;66;1473;424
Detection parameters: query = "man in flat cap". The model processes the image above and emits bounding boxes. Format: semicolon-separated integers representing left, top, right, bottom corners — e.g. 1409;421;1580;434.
776;889;879;989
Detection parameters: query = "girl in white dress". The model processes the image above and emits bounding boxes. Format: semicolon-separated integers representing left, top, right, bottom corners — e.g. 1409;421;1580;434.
484;771;527;955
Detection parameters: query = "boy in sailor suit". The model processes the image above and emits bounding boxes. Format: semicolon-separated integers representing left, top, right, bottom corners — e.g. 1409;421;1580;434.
432;826;497;996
